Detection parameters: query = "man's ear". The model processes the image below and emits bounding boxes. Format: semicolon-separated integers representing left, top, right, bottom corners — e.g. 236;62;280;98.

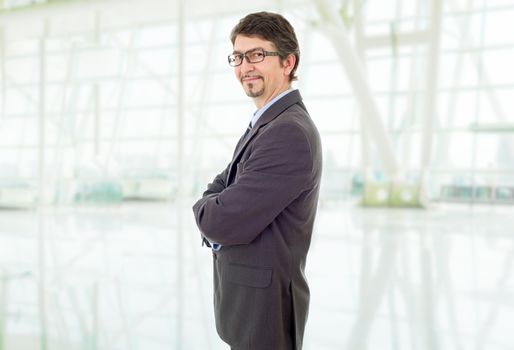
283;54;296;77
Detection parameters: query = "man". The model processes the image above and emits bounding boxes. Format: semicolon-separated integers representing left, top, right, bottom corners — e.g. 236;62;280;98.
192;12;322;350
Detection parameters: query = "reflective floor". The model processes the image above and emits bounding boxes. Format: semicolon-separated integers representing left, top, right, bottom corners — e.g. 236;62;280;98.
1;200;513;349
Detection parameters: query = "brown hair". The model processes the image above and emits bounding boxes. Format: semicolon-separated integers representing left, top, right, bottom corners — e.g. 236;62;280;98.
230;12;300;82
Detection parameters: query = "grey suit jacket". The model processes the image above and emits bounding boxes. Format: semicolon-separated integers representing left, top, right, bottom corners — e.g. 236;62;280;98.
193;90;322;350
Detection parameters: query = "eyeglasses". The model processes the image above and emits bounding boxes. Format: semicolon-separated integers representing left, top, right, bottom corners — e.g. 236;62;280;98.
228;48;280;67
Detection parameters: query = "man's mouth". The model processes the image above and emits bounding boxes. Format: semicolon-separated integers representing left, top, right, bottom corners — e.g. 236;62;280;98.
241;75;262;83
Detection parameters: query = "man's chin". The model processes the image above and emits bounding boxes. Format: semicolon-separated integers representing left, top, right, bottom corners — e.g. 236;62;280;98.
246;90;264;98
244;85;264;98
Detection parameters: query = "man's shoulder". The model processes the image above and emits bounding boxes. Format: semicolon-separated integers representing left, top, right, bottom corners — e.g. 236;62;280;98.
260;108;317;148
274;101;313;129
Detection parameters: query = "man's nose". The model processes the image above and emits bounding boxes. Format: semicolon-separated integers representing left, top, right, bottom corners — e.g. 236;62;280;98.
240;57;255;72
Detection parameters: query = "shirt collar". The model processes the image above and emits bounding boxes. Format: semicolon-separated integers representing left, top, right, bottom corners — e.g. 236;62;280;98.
250;88;295;128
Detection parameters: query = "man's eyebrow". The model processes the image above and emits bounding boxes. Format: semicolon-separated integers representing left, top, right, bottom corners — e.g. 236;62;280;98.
232;47;263;54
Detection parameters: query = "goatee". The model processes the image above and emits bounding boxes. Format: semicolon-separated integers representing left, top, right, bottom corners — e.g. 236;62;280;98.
245;83;264;98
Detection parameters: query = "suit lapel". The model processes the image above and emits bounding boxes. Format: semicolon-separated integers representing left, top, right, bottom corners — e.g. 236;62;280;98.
226;90;303;184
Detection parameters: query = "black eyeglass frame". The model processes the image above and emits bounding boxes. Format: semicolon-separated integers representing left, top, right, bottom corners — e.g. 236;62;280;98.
227;48;281;67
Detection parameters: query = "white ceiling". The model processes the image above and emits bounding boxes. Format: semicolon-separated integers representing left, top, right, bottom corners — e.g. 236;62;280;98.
0;0;312;41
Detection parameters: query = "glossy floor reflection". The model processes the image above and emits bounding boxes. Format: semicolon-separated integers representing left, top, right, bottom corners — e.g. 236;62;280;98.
1;200;513;349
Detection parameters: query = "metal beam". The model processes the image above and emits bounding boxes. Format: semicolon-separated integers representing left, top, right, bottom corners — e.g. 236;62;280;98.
352;0;372;181
420;0;443;194
0;25;4;119
37;19;49;350
175;1;185;349
38;20;49;205
362;30;430;49
93;12;101;157
470;123;514;133
0;271;6;350
104;27;137;169
314;0;399;177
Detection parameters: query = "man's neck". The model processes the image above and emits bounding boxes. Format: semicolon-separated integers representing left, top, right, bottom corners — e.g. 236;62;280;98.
253;84;292;109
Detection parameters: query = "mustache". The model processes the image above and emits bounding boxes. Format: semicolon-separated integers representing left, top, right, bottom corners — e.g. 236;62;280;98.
241;74;263;82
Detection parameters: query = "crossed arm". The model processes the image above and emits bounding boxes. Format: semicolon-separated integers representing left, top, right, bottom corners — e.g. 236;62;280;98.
192;123;313;246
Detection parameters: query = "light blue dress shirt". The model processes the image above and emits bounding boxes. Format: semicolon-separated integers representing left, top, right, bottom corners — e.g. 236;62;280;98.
250;88;295;127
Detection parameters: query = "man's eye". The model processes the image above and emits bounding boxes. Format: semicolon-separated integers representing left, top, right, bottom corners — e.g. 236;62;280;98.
249;52;264;61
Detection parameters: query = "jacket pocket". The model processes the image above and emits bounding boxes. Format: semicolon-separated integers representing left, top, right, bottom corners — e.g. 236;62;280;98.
226;263;272;288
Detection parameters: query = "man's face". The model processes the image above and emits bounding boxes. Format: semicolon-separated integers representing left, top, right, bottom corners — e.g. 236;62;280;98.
233;35;291;106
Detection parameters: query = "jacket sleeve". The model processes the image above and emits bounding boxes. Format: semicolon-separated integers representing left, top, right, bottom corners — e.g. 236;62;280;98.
192;122;313;246
193;163;230;246
202;163;230;197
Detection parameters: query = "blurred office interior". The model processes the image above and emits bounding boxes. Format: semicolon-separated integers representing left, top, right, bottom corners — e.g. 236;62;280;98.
0;0;513;349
